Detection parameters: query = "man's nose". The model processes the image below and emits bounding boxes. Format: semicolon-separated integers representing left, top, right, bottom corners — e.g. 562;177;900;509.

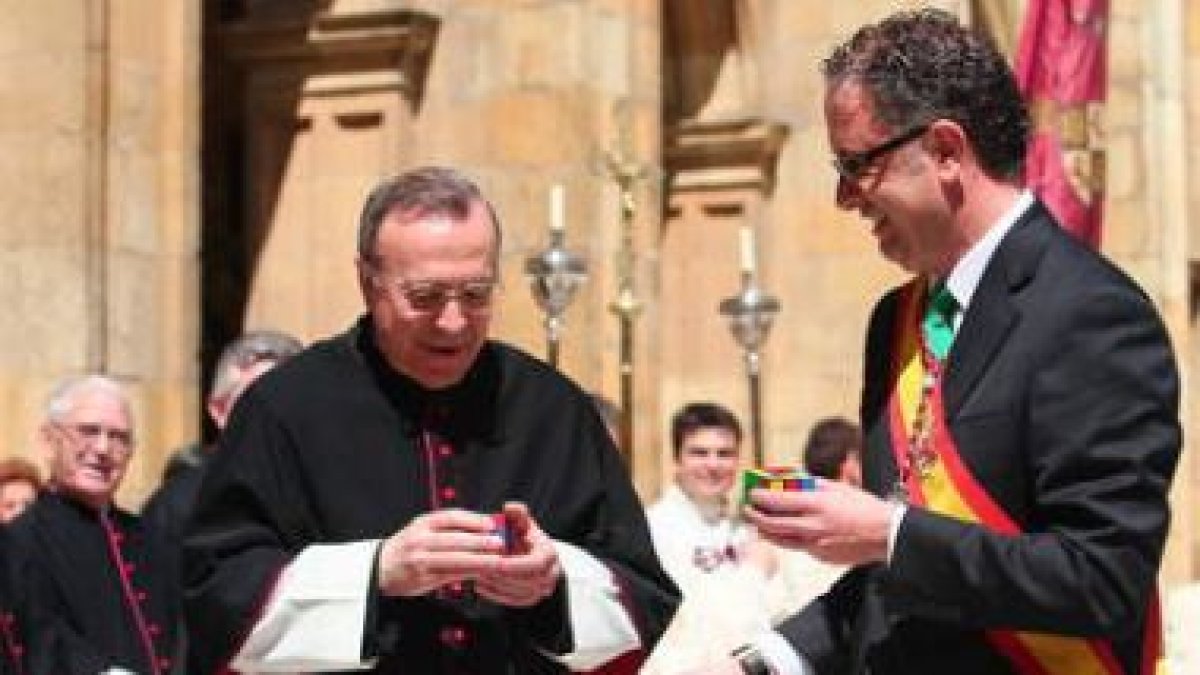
435;298;469;332
93;431;115;454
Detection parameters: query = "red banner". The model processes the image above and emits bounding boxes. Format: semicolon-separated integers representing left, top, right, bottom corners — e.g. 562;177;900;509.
1014;0;1108;249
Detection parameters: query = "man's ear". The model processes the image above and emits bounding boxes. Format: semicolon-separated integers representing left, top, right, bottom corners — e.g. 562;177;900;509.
355;257;374;301
927;119;968;178
37;423;57;464
207;397;229;431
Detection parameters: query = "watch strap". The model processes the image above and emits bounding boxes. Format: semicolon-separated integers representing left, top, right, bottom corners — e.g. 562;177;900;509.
732;643;772;675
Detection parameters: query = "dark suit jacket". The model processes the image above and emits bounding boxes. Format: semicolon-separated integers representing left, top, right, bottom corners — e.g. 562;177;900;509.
778;201;1180;674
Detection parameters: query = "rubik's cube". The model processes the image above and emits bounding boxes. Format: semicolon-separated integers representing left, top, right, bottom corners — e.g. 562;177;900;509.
740;466;817;506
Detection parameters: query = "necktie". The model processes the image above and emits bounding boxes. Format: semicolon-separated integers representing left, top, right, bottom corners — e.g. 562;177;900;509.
922;283;958;361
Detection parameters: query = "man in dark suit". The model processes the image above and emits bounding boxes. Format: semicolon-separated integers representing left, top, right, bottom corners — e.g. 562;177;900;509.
705;9;1180;675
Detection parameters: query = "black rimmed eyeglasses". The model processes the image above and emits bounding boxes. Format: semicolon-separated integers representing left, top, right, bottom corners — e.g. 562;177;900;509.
832;123;930;181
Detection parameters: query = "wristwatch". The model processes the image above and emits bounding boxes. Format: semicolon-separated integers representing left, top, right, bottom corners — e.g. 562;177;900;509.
731;643;773;675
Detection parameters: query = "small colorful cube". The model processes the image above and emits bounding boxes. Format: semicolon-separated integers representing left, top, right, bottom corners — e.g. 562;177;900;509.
491;512;516;554
740;466;817;506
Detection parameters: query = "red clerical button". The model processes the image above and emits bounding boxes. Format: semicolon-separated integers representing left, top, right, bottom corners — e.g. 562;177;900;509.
122;562;136;574
112;530;125;544
135;590;148;602
440;486;457;501
438;445;454;458
440;626;468;647
148;623;161;636
159;657;172;670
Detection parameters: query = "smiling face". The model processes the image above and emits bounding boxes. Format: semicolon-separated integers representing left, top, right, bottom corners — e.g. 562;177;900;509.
825;81;952;275
42;387;133;510
675;427;741;503
359;199;499;390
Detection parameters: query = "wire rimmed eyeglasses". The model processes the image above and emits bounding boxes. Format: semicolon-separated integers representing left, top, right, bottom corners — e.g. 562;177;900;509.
53;422;135;452
372;274;499;314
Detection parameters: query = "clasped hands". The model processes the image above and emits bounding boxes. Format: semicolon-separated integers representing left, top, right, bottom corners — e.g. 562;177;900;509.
377;501;561;607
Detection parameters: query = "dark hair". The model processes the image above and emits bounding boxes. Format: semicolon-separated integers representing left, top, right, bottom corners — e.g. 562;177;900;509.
821;8;1029;179
356;166;502;263
670;402;742;460
803;416;862;479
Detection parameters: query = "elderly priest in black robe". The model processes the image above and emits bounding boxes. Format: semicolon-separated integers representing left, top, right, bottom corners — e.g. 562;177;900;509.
7;375;180;674
184;166;679;673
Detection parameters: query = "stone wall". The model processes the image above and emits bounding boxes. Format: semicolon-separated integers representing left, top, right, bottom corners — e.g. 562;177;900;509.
0;0;199;506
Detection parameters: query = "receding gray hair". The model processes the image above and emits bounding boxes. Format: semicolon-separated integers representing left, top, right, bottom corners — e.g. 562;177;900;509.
44;374;132;430
208;330;304;405
356;166;502;265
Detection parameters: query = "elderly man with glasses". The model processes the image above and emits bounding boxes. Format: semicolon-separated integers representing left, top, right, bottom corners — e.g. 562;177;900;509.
183;166;679;674
6;375;180;674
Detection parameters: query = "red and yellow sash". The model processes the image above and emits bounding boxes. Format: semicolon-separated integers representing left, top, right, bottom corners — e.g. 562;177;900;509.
885;279;1164;675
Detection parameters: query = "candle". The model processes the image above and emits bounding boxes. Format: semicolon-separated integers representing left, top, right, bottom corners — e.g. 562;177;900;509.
739;225;756;275
550;184;565;234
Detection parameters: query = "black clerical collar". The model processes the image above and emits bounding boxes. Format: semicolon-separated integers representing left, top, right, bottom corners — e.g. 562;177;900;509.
42;489;112;519
350;315;502;442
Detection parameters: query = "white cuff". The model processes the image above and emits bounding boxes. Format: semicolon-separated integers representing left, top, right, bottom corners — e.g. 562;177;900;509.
886;504;907;566
545;539;641;670
753;631;813;675
231;540;380;672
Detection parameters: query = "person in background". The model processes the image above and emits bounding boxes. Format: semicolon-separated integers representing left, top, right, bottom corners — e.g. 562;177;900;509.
641;402;782;673
141;329;302;671
801;416;862;487
0;458;38;670
708;9;1180;674
0;457;43;525
7;375;179;674
142;329;303;543
183;166;678;673
647;402;763;582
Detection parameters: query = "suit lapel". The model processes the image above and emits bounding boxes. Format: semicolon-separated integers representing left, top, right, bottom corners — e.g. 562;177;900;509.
942;201;1055;418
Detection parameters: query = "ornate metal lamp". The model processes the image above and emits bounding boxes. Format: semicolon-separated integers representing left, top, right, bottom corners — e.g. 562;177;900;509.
525;185;587;368
719;225;780;467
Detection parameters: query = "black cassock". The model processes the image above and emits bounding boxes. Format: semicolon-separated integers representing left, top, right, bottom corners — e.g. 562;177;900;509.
0;530;24;675
185;317;679;674
6;492;180;674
